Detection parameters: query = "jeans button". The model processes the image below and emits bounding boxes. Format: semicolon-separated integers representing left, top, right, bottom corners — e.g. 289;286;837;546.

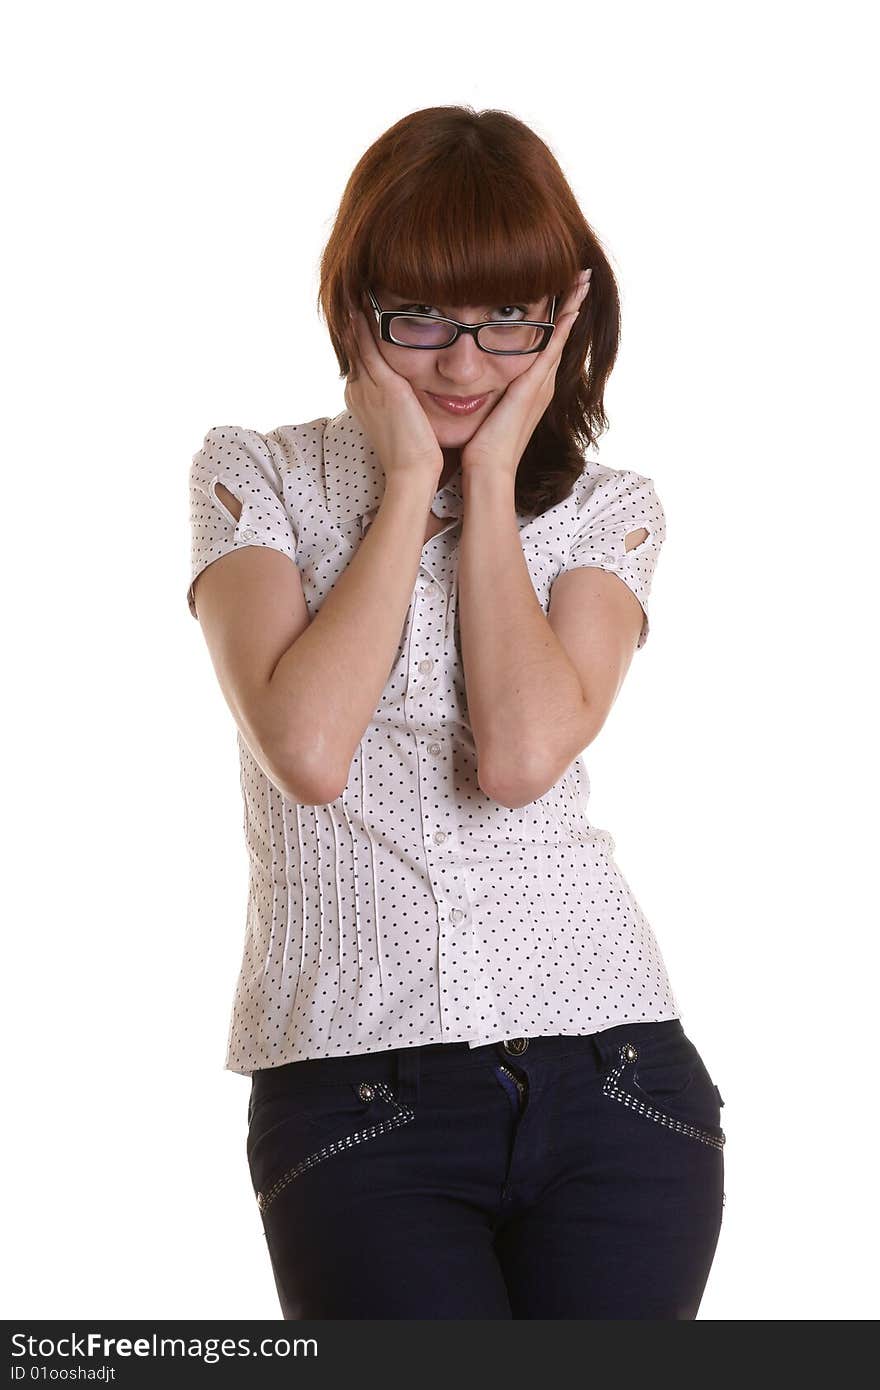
503;1037;529;1055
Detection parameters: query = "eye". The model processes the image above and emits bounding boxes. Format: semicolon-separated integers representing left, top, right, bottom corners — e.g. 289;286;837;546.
398;303;530;320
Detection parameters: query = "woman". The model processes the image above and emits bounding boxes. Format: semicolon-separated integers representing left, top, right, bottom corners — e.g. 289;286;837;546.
186;105;726;1319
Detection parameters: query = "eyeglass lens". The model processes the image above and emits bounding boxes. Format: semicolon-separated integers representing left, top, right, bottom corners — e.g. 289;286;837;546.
388;315;544;352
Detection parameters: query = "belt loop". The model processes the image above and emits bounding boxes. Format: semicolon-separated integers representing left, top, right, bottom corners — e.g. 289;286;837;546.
395;1045;421;1106
589;1026;618;1069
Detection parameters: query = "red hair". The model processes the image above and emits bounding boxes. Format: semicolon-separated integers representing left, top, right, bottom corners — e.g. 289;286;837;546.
317;105;621;516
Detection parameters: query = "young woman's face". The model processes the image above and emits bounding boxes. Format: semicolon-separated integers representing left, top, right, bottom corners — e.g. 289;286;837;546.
366;284;553;446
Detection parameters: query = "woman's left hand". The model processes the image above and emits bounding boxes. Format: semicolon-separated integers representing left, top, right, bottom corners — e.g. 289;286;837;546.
460;269;591;480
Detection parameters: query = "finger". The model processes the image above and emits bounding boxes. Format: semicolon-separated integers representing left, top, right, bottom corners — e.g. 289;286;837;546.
346;308;378;386
566;269;592;310
563;283;590;326
539;298;587;376
548;276;591;356
352;306;396;384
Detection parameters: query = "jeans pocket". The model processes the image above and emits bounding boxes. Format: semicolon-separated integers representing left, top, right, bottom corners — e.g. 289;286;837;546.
247;1078;415;1216
602;1029;725;1150
632;1026;702;1102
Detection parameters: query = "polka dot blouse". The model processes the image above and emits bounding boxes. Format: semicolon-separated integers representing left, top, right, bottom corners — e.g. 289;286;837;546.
187;410;680;1075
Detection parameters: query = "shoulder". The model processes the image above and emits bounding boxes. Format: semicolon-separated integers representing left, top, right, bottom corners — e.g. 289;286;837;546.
572;458;663;509
190;418;333;492
190;424;276;484
266;416;335;471
569;459;666;540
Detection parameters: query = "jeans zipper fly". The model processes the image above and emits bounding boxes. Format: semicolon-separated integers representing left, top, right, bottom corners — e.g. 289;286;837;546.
498;1063;526;1103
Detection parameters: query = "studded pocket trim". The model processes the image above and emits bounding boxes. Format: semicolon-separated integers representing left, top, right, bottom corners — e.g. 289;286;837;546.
602;1041;726;1150
255;1079;415;1214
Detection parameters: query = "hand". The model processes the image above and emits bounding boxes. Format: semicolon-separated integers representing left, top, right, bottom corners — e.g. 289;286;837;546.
344;302;443;487
460;270;592;480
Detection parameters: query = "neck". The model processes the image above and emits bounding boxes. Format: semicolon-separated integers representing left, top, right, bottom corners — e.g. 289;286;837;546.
439;447;461;490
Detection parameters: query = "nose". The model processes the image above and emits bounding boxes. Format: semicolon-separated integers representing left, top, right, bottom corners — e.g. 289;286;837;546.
435;331;490;387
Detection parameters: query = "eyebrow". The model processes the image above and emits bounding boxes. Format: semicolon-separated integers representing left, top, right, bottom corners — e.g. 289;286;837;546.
386;292;546;310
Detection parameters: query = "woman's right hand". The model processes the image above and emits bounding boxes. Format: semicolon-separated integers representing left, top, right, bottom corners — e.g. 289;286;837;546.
343;303;443;488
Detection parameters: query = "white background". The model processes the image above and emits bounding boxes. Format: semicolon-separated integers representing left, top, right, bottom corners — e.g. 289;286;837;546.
3;0;877;1321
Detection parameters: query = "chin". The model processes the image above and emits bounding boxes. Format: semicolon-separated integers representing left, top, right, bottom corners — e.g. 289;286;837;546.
436;417;480;432
436;426;481;453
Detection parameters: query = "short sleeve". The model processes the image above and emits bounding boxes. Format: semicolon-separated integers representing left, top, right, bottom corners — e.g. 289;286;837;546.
187;425;299;619
560;467;666;649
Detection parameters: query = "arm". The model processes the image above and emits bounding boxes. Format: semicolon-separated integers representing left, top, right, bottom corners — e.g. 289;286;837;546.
458;469;646;808
263;473;437;801
458;468;591;805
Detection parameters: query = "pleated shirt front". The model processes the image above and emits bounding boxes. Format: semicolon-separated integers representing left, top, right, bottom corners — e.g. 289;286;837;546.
187;408;680;1075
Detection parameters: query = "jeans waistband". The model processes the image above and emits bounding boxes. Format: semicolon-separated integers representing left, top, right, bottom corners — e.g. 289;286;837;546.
249;1018;684;1108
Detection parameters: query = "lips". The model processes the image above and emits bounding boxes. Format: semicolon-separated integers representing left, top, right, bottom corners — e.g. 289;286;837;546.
427;391;490;414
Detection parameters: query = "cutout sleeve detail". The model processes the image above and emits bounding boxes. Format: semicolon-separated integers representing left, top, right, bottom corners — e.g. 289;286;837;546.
560;467;666;649
187;425;299;618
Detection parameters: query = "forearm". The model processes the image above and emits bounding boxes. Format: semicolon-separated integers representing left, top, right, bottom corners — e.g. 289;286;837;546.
458;468;589;801
268;475;436;799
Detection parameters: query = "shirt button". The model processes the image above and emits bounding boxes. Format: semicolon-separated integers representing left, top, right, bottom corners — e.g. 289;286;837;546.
239;527;255;541
433;830;447;844
427;742;441;755
418;658;434;674
450;908;465;923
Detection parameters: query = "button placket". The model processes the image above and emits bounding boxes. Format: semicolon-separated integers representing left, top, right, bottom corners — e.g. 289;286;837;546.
405;537;487;1038
417;573;446;598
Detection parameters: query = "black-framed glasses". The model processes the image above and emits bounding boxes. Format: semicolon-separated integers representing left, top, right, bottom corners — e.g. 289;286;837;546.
366;286;558;355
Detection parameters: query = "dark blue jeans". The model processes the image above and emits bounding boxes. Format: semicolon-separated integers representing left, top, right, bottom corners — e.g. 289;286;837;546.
246;1019;726;1319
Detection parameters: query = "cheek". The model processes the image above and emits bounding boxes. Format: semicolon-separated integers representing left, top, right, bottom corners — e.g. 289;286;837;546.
482;362;531;404
379;341;419;382
507;359;536;384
